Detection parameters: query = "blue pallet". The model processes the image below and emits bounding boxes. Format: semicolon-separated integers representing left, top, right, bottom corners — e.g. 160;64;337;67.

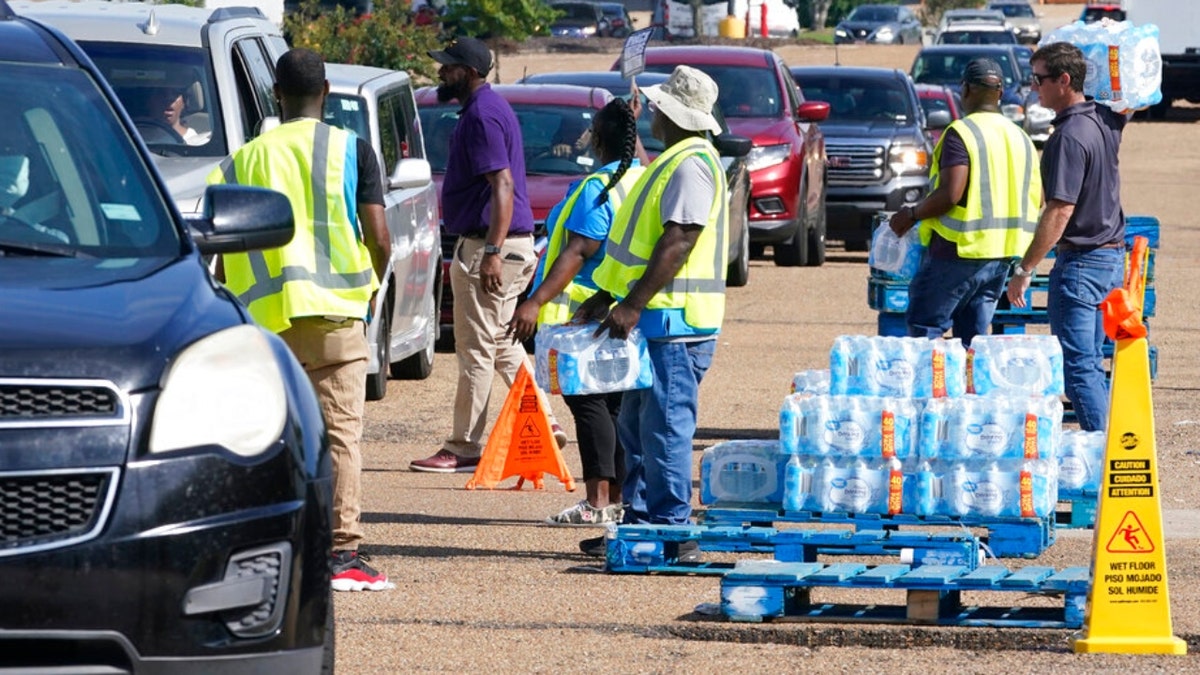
604;524;982;575
720;560;1090;628
1056;493;1098;529
698;507;1054;559
1127;215;1160;248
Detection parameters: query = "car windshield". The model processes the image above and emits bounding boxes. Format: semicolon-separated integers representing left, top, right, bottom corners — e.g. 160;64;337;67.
645;64;782;119
0;62;180;259
78;42;225;158
993;3;1034;18
912;52;1019;88
848;6;898;22
919;93;954;118
938;30;1017;45
419;103;600;175
325;94;371;142
796;75;913;122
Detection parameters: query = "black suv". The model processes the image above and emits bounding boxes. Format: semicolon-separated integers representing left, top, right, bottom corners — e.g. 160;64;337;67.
790;66;932;250
0;4;334;672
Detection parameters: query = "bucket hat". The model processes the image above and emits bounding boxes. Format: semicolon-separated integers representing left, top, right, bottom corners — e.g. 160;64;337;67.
641;65;721;135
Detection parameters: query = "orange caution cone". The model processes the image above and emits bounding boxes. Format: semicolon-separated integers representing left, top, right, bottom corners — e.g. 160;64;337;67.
465;362;576;492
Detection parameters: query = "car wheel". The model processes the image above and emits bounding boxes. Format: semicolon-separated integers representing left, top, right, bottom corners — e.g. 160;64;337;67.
365;300;389;401
392;287;437;380
321;587;335;674
805;182;827;267
774;178;808;267
726;218;750;287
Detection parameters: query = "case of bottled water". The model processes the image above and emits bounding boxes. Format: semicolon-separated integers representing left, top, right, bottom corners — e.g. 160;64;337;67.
918;394;1063;461
830;335;967;398
790;369;830;395
806;456;904;515
908;458;1058;519
700;440;788;506
1058;429;1107;493
968;335;1065;397
534;322;653;396
868;220;924;281
1041;20;1163;112
779;394;919;459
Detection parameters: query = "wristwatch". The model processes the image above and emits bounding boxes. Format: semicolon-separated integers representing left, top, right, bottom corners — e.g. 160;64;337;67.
1012;263;1033;278
482;243;502;256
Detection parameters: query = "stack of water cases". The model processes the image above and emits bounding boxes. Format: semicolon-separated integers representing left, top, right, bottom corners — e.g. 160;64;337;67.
867;216;1160;384
702;335;1069;540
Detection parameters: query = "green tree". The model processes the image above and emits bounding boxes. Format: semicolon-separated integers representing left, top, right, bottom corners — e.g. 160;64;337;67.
284;0;444;83
439;0;557;41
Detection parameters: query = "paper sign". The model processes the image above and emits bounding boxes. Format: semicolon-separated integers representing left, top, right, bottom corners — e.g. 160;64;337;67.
620;27;654;79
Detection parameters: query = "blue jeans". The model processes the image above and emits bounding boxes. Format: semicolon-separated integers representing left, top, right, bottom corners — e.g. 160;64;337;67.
618;339;716;525
906;255;1011;346
1049;247;1125;432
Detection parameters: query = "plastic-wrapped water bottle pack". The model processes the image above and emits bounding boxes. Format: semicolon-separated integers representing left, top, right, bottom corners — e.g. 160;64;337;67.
534;322;653;396
1058;428;1107;493
779;394;919;459
1041;20;1162;112
968;334;1065;397
905;457;1058;519
699;440;787;506
830;335;967;398
790;369;831;396
868;221;924;281
918;394;1064;461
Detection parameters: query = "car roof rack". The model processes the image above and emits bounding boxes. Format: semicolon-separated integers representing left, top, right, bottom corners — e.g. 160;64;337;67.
208;6;266;24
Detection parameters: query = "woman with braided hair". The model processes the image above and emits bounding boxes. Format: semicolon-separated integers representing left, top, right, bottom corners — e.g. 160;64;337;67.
508;94;646;527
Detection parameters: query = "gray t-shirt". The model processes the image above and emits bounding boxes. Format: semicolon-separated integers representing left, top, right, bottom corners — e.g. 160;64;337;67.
660;155;716;227
1042;101;1126;247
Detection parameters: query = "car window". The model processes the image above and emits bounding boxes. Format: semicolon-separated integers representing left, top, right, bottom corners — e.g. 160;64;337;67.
848;6;898;22
919;94;953;119
0;63;179;258
418;104;600;175
644;64;782;118
938;30;1017;45
913;52;1019;87
233;38;279;139
78;42;226;157
796;75;913;122
325;93;372;149
992;3;1034;18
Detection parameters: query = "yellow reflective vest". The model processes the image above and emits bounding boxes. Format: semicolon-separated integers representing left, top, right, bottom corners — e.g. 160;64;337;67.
919;111;1042;259
592;136;728;332
537;165;646;327
208;119;378;334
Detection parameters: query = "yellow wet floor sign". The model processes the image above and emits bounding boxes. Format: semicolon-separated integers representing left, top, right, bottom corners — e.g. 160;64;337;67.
1073;238;1186;654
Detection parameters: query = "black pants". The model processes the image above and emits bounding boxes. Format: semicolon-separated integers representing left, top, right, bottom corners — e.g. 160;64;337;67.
563;392;624;484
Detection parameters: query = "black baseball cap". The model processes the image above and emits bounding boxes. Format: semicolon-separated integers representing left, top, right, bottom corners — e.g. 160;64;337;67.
962;58;1004;90
428;37;493;77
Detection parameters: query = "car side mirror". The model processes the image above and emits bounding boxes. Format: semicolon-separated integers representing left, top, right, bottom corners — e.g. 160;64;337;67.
188;184;294;256
714;133;752;158
390;158;433;189
797;100;831;122
925;109;952;129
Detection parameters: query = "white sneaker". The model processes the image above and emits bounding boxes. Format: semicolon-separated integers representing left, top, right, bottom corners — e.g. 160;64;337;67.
545;499;620;527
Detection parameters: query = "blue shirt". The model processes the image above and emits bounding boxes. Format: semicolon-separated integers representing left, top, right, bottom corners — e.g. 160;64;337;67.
441;84;534;236
533;159;639;293
1042;101;1126;247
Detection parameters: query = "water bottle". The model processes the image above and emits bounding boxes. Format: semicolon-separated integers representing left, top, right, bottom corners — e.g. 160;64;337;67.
783;453;804;512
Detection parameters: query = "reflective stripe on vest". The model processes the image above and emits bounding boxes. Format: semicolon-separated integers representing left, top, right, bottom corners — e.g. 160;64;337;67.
592;137;728;330
919;112;1041;259
209;120;376;333
538;167;644;326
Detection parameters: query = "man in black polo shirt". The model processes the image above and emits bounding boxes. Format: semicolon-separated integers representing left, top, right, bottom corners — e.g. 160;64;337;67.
1006;42;1128;432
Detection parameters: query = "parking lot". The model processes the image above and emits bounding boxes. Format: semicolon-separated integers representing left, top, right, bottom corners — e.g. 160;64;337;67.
343;4;1200;670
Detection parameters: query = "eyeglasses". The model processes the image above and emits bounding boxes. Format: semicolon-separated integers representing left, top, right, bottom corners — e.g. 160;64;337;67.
1031;72;1057;86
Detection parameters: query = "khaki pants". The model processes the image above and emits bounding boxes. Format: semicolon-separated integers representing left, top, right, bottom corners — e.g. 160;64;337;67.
446;235;547;457
280;316;368;551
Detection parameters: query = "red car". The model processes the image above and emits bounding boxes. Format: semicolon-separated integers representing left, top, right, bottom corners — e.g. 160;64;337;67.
416;84;614;348
914;83;964;147
623;46;831;266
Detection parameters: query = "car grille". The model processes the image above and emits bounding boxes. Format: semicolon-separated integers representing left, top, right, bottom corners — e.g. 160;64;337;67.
0;381;124;424
825;142;887;185
0;468;120;557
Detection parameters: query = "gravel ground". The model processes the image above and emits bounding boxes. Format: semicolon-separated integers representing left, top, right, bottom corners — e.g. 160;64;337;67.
341;4;1200;671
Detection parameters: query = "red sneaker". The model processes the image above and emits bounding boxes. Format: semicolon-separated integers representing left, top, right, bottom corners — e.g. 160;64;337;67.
331;551;393;592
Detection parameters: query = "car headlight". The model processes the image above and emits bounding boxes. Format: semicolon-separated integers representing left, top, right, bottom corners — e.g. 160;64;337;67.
873;27;894;41
150;324;288;457
745;143;792;172
835;27;848;37
888;142;929;176
1001;103;1026;124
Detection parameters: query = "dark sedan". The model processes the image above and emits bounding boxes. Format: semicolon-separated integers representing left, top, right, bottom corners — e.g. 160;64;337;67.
911;44;1034;131
0;6;333;672
834;3;923;45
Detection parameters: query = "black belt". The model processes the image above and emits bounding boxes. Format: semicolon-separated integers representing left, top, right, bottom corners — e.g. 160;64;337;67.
1057;240;1123;252
459;231;532;240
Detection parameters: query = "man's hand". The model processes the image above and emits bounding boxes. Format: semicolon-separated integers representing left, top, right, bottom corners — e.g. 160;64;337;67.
507;298;539;343
479;252;503;294
1006;274;1031;308
574;290;613;324
888;208;915;236
597;301;639;340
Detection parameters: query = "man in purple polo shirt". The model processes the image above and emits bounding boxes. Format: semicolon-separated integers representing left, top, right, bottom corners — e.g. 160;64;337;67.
411;37;566;473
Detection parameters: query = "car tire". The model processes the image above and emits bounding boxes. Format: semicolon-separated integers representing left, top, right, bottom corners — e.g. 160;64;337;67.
805;182;826;267
392;288;437;380
774;179;808;267
321;587;335;674
365;301;389;401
